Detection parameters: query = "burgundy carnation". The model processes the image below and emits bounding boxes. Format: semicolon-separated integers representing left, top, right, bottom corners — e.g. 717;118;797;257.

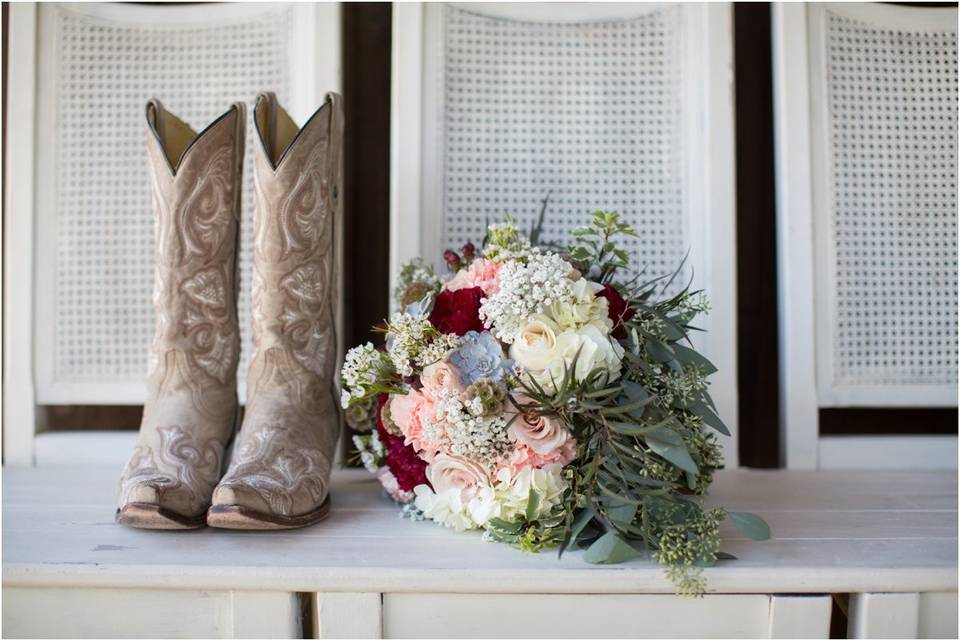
428;286;485;336
377;395;429;492
600;284;635;339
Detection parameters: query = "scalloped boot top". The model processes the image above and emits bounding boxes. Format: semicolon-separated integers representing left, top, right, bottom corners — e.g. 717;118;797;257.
206;92;344;530
116;100;245;529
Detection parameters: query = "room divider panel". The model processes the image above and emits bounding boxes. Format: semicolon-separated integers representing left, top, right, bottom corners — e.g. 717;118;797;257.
3;2;341;464
390;2;740;466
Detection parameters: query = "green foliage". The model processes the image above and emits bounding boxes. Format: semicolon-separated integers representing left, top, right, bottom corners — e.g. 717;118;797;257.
568;211;639;282
508;253;769;595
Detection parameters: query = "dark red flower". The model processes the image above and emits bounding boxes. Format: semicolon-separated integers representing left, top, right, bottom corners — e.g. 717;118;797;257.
428;286;485;336
460;242;476;259
377;395;429;492
443;249;462;271
600;284;635;339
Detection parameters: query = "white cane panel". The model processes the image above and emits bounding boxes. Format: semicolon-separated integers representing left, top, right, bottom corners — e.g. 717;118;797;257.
812;4;958;405
36;3;295;402
440;5;689;288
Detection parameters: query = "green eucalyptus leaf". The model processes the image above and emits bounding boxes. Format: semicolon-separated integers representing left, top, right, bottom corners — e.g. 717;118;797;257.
487;518;523;535
685;400;730;436
646;436;699;475
564;507;596;552
645;340;675;363
583;531;644;564
728;511;771;540
604;501;638;525
671;343;718;374
525;486;541;522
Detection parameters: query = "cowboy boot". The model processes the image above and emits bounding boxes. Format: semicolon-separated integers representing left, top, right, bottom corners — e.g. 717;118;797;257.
207;92;343;530
117;100;245;529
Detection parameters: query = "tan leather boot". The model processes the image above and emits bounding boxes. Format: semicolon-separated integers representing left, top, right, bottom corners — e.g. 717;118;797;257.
117;101;245;530
207;92;343;530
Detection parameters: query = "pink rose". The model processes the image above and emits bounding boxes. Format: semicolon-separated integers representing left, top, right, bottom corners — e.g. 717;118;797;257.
444;258;501;296
504;440;577;476
420;360;465;400
508;406;576;457
426;453;491;502
389;390;442;458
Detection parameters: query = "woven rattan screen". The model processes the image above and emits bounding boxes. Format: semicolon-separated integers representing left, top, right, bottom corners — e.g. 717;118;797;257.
819;7;958;401
43;4;293;399
440;5;689;287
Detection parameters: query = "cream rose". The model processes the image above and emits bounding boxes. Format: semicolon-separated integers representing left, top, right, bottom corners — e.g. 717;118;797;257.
509;314;561;373
513;321;624;392
420;360;465;400
426;453;491;502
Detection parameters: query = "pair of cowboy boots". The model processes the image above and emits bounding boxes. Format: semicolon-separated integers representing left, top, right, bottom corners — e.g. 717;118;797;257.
116;93;342;530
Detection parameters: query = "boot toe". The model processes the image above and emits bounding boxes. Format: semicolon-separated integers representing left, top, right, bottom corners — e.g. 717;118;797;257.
211;482;273;513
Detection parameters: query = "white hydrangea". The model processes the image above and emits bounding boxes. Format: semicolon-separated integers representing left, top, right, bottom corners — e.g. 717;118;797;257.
479;250;577;343
414;464;568;531
340;343;389;408
470;465;568;527
547;277;612;333
413;486;477;531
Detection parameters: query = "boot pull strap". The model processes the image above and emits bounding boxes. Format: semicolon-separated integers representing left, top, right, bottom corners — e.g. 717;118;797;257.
145;98;166;144
254;92;279;162
324;92;344;204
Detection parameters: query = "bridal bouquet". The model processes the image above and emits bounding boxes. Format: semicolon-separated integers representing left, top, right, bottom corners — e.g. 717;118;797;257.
340;212;768;594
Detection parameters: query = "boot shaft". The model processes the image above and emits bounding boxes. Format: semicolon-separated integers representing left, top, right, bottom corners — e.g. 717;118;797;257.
248;93;343;384
144;100;246;390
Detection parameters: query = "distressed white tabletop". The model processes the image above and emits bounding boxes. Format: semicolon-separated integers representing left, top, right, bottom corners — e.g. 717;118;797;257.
3;466;957;594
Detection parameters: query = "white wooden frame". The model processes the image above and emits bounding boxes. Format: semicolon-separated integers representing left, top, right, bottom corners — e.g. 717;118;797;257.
391;2;740;467
3;2;341;465
773;3;959;469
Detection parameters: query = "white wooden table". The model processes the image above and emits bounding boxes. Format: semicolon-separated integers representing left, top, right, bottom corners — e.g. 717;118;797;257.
3;466;957;639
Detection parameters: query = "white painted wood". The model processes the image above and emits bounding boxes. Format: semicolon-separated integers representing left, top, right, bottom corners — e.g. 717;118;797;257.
773;1;959;469
384;593;772;639
849;592;921;639
3;3;40;466
231;591;301;639
689;2;739;468
918;592;959;640
2;587;300;639
3;467;956;595
314;592;382;639
772;2;819;470
389;2;426;307
34;431;136;468
805;3;958;410
390;2;741;467
819;436;959;471
767;595;833;639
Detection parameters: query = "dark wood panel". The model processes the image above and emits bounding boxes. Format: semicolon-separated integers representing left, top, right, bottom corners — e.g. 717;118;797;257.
821;408;959;435
342;3;391;350
733;3;780;468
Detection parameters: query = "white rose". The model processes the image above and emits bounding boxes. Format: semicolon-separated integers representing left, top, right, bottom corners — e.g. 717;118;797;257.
569;323;624;382
547;278;612;332
509;315;561;372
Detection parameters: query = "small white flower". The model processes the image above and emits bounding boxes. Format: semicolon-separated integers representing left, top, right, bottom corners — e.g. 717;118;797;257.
479;251;577;343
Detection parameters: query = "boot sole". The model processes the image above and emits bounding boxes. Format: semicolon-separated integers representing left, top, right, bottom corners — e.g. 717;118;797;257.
206;496;331;530
116;503;206;530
